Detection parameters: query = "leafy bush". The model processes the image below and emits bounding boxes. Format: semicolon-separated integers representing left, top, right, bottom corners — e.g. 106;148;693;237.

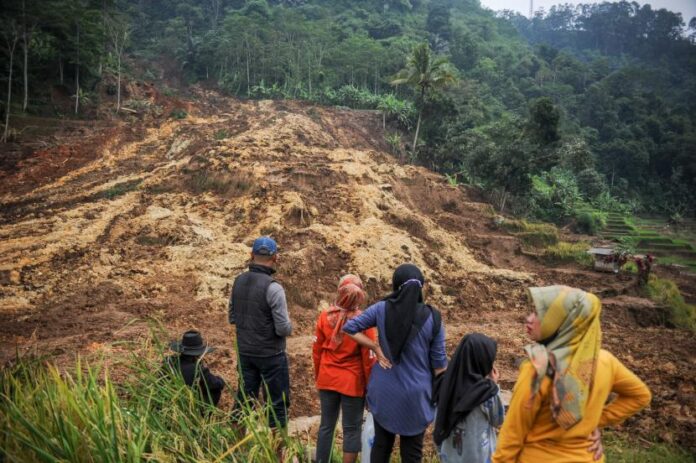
574;210;606;235
249;81;288;99
385;132;402;156
576;168;608;199
529;168;583;222
646;276;696;332
170;108;188;119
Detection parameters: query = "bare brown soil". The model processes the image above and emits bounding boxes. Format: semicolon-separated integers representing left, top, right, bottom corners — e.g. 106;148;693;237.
0;90;694;451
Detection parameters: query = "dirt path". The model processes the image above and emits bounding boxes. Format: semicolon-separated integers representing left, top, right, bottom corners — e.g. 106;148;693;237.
0;92;694;451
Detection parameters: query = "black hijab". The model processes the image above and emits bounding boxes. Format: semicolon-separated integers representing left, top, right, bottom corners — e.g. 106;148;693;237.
383;263;429;364
433;333;498;446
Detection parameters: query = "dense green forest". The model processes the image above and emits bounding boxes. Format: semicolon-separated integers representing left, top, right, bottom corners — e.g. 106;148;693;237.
1;0;695;226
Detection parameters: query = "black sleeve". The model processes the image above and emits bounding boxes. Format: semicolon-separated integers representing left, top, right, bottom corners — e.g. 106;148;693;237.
200;366;225;391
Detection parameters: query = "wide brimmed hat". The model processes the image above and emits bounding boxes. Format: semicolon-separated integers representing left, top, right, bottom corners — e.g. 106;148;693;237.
169;330;216;356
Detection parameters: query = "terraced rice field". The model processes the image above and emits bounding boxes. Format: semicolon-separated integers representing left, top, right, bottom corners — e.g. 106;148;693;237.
600;213;696;272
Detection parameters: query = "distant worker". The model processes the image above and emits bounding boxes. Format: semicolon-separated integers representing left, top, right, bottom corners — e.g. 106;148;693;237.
313;274;377;463
164;330;226;408
343;263;447;463
493;286;651;463
433;333;504;462
229;236;292;429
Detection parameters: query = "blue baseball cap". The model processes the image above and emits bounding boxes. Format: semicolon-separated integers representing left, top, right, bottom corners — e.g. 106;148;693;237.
252;236;277;256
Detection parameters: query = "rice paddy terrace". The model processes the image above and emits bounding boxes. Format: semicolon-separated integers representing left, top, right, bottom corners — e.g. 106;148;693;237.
600;213;696;272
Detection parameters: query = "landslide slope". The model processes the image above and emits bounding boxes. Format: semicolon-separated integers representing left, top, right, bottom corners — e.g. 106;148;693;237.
0;92;693;448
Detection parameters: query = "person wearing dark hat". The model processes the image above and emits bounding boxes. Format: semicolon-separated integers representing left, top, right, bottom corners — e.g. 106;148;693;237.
343;263;447;463
165;330;226;408
229;236;292;429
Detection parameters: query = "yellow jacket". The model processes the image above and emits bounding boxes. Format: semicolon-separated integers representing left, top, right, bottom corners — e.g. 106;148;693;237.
493;349;651;463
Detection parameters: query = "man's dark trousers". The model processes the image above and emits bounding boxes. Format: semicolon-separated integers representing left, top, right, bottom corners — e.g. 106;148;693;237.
234;352;290;428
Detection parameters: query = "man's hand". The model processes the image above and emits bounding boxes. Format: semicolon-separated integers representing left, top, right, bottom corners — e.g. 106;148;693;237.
588;428;603;461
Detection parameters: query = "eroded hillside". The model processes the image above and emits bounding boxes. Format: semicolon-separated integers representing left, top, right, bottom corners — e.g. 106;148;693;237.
0;91;693;449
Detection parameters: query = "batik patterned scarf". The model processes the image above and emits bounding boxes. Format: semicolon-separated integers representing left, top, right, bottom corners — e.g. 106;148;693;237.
524;285;602;429
326;274;367;350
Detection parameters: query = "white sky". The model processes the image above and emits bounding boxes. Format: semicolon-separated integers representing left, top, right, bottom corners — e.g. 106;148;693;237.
479;0;696;23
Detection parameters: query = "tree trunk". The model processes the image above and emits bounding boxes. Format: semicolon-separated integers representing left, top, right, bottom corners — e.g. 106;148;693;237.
74;23;80;115
412;108;422;158
245;41;250;96
116;54;121;112
21;0;29;112
3;36;17;143
22;29;28;112
383;111;386;129
500;190;508;213
59;55;63;84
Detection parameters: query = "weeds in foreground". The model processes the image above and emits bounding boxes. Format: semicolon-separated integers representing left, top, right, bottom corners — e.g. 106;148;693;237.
604;431;694;463
0;344;304;462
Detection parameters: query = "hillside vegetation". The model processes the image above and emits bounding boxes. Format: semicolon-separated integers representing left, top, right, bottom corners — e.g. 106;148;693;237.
2;0;695;223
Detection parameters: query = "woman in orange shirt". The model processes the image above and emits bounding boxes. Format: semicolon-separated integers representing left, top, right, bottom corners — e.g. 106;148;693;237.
493;285;651;463
313;274;377;463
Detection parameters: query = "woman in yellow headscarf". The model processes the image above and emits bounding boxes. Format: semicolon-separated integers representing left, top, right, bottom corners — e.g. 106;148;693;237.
493;286;651;463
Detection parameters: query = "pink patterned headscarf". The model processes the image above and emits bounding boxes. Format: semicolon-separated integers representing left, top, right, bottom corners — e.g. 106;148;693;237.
326;274;367;350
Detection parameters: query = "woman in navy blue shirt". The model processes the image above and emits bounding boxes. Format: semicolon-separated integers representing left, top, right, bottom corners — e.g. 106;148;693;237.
343;263;447;463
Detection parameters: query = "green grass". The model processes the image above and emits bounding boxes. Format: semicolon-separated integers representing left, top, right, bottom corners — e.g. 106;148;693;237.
543;241;593;266
185;170;254;197
97;180;142;200
214;129;229;140
501;219;559;247
604;432;694;463
646;275;696;332
0;339;305;462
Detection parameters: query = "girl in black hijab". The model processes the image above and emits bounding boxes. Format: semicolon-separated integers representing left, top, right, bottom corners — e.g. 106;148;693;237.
434;333;504;462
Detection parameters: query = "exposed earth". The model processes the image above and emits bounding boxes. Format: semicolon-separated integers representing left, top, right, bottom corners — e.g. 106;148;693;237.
0;88;694;453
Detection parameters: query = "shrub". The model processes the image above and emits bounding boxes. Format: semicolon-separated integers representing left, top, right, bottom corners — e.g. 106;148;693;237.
646;276;696;332
543;241;593;266
214;129;229;140
97;180;142;199
500;220;559;248
170;108;188;119
576;168;608;199
575;210;606;235
185;171;253;197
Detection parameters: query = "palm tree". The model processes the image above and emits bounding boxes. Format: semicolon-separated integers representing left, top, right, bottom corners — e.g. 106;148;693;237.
391;42;457;158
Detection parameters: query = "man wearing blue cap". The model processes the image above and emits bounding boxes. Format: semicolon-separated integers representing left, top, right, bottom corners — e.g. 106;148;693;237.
229;236;293;430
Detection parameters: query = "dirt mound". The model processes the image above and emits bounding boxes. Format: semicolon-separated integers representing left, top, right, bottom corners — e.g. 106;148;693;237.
0;92;694;450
